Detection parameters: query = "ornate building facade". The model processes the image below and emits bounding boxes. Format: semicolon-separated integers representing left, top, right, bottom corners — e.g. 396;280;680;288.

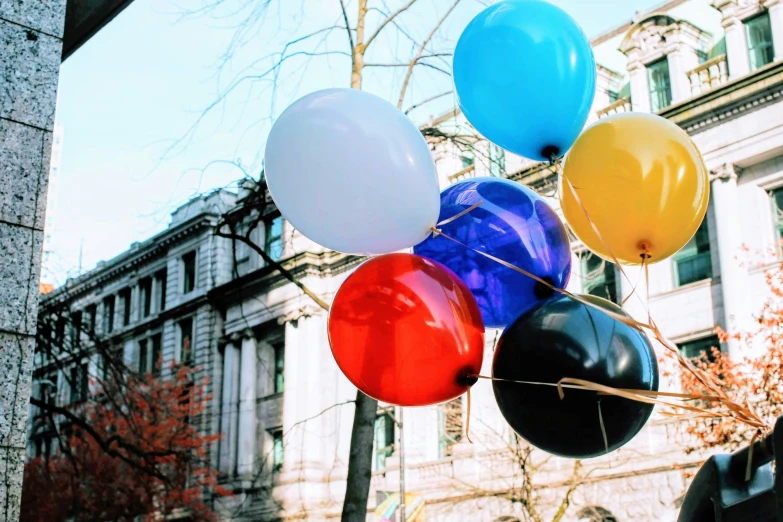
29;0;783;521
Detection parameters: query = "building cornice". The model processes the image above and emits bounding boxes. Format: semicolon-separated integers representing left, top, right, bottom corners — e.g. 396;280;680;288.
207;251;365;309
41;214;218;307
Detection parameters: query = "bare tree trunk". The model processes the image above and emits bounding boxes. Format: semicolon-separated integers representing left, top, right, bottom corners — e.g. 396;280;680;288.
341;4;378;519
341;390;379;521
351;0;367;90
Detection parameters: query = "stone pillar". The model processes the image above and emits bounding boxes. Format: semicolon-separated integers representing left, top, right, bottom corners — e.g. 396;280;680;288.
279;309;327;483
219;343;240;475
668;47;700;103
713;1;751;78
1;1;65;518
627;58;651;113
765;0;783;61
236;335;257;477
711;164;746;357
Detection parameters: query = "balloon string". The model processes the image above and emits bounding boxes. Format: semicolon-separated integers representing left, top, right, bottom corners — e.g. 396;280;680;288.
470;374;763;422
434;189;768;432
437;201;483;227
465;387;473;444
746;430;760;482
598;400;608;454
429;227;653;331
621;265;645;307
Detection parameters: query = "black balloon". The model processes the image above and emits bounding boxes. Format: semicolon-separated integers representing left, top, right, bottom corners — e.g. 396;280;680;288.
492;294;659;458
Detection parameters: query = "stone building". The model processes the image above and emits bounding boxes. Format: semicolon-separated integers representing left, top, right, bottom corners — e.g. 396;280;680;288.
26;0;783;521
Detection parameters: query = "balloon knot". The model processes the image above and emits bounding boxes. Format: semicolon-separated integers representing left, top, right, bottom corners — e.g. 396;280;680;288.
534;277;556;299
542;146;560;165
456;368;479;387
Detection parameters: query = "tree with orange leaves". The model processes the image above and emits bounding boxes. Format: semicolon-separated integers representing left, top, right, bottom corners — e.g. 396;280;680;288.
21;311;230;521
680;257;783;453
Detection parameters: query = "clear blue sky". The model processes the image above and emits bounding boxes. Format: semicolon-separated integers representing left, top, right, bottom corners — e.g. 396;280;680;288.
48;0;662;285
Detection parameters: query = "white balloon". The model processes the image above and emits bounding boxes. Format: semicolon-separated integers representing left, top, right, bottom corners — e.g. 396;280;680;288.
264;88;440;254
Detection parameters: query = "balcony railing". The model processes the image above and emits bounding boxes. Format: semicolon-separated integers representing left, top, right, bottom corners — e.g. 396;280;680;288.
448;163;475;183
596;96;632;119
687;54;728;96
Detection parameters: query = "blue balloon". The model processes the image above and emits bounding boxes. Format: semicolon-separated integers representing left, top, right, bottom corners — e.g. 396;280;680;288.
453;0;596;162
413;177;572;328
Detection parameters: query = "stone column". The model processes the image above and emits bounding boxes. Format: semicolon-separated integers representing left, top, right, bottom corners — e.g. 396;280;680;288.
219;342;240;475
713;1;751;78
1;1;65;518
710;164;746;357
279;308;327;483
627;58;651;113
236;335;257;477
765;0;783;61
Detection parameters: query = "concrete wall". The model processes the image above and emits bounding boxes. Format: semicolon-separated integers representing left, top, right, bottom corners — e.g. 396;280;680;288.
0;0;66;519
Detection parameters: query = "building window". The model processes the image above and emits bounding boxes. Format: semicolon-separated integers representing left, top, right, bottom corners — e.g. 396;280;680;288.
272;430;284;471
673;218;712;287
139;277;152;318
373;410;395;470
265;217;284;262
70;310;82;349
86;305;97;336
103;295;115;333
179;317;194;364
489;143;506;177
151;333;162;376
647;57;672;112
42;372;58;406
138;338;149;374
770;188;783;243
274;342;285;394
678;334;720;362
55;315;66;347
182;251;197;294
34;437;52;459
461;145;475;169
138;334;162;375
69;362;88;404
438;397;463;458
581;252;618;303
120;288;132;326
155;269;167;312
746;13;774;72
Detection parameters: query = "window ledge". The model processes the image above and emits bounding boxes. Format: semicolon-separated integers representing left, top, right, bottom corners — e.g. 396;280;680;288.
258;392;283;403
649;277;713;300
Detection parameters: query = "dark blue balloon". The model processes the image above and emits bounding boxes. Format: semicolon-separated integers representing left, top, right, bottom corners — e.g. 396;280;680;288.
413;177;571;328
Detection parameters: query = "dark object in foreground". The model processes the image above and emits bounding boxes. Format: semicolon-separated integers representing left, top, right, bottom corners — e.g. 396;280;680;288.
678;416;783;521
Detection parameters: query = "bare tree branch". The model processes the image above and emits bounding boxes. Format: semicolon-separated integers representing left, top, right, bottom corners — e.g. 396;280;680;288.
30;397;173;482
365;52;453;66
216;223;330;311
339;0;355;54
405;89;452;114
364;0;419;49
397;0;462;108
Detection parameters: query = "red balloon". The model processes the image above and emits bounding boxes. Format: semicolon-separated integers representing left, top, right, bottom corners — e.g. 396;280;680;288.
328;253;485;406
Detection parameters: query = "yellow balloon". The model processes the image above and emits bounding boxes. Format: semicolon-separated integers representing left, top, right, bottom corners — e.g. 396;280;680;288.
559;113;709;265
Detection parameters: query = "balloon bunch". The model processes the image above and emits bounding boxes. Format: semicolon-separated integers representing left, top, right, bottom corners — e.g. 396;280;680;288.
265;0;718;460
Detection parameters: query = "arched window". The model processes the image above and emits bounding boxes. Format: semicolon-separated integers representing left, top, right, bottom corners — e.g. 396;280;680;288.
577;506;619;522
